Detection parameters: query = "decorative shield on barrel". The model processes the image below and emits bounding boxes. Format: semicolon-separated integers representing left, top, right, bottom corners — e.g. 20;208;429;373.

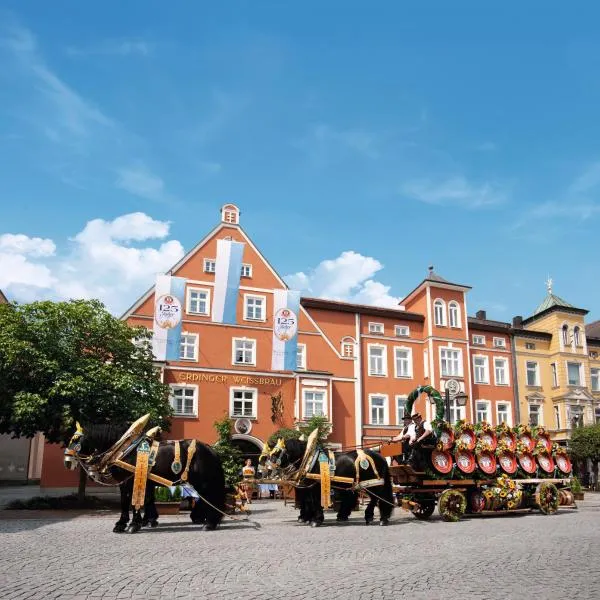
455;450;476;474
518;452;537;475
478;430;498;451
498;451;517;474
458;430;477;451
536;434;553;453
477;451;497;475
498;431;516;451
438;428;455;451
537;452;555;474
431;450;453;474
555;454;572;475
518;432;535;452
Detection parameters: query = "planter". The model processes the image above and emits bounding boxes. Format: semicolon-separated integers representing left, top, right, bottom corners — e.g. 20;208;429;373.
573;492;585;501
155;501;181;515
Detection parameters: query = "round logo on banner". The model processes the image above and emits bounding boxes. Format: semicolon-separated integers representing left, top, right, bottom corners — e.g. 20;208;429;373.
273;308;298;341
155;294;182;329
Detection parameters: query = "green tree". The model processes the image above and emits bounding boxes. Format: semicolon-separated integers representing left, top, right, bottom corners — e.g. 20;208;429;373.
267;427;301;447
298;415;331;443
0;299;173;498
569;424;600;489
212;415;243;489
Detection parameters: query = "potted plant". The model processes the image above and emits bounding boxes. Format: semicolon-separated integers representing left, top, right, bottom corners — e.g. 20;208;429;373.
154;485;182;514
571;476;584;501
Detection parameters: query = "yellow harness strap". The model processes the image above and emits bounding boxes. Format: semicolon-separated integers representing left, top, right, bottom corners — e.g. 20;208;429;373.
320;460;332;508
132;440;151;510
172;441;182;475
355;449;380;481
181;439;197;482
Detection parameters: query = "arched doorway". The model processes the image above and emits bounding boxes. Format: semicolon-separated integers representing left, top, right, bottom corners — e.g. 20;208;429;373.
231;434;263;466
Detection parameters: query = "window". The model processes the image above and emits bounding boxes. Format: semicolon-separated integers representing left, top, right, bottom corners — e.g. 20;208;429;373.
223;207;239;224
368;322;384;334
592;368;600;392
395;325;410;337
494;358;509;386
476;401;489;423
244;295;265;321
230;388;256;418
187;288;210;315
473;356;489;384
525;342;536;350
232;338;256;365
169;385;197;416
493;337;506;349
369;394;388;425
424;349;429;378
296;344;306;370
529;404;541;427
448;302;461;328
396;396;407;424
448;396;466;424
394;347;413;378
595;407;600;424
368;345;387;376
342;340;355;358
179;334;198;360
554;406;561;430
551;363;558;388
567;362;582;386
526;361;539;386
204;258;216;273
434;299;446;326
574;326;581;347
562;325;569;346
440;348;462;377
472;335;485;346
569;405;584;428
590;351;599;359
303;390;326;418
240;264;252;278
497;403;510;425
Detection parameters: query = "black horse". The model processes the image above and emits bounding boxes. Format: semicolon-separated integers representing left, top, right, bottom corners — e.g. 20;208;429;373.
267;439;394;527
64;423;226;533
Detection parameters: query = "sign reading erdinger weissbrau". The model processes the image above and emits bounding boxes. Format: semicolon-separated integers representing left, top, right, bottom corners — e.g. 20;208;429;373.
175;372;284;385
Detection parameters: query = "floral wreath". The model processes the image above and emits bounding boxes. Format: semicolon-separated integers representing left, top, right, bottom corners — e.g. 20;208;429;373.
475;440;494;456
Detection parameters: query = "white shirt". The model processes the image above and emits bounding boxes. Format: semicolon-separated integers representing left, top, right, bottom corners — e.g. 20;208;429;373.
403;423;416;442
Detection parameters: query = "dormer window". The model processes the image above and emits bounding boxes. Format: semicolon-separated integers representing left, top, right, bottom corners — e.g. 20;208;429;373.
241;264;252;278
204;258;216;273
368;322;384;334
341;336;356;358
221;203;240;225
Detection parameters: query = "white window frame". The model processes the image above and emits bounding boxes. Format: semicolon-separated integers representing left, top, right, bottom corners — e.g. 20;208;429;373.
434;299;447;326
303;388;328;419
296;343;307;370
493;337;506;349
223;208;239;224
528;404;542;427
368;322;384;334
554;405;561;430
448;396;466;424
369;394;389;425
232;337;257;366
473;355;489;384
525;342;536;350
395;325;410;337
243;294;266;322
496;402;511;426
448;301;461;328
525;361;540;387
573;326;581;347
493;357;510;386
475;400;491;423
368;344;387;377
396;395;408;424
551;363;558;388
169;384;198;417
566;361;583;387
241;263;253;278
472;334;485;346
440;347;463;377
561;324;569;347
229;387;257;419
394;346;413;379
341;337;355;358
203;258;216;273
186;287;211;316
591;368;600;392
179;332;199;361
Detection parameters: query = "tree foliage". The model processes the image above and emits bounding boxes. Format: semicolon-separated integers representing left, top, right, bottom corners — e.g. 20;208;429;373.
212;415;243;489
569;424;600;463
0;300;172;443
267;427;301;447
298;415;332;443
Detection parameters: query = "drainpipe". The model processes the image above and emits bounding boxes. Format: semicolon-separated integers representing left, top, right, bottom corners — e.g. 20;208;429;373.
510;335;521;424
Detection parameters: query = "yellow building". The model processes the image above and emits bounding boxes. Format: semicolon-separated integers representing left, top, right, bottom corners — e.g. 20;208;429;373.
513;282;600;444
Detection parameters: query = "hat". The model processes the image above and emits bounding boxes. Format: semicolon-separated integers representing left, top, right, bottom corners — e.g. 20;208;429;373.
402;414;412;421
411;412;422;419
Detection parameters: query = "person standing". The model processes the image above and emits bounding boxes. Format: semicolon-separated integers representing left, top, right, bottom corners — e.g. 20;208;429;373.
241;458;255;504
408;412;435;471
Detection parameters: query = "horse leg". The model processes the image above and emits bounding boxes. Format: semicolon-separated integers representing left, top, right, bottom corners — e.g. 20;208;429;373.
310;487;324;527
377;480;394;526
190;497;206;525
364;492;377;525
113;481;131;533
143;483;159;527
127;507;143;533
336;489;356;522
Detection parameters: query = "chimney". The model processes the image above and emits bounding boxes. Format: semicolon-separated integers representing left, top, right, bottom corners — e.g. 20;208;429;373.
512;316;523;329
476;310;486;320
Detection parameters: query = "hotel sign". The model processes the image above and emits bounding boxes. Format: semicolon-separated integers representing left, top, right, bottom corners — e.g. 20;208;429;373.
175;372;284;386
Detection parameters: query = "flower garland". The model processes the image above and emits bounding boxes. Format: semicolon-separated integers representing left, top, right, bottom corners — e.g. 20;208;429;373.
495;422;511;435
532;439;550;456
475;440;494;456
474;421;493;435
454;439;473;452
532;425;548;438
482;473;523;510
515;440;530;455
453;420;475;436
495;439;515;457
514;423;531;436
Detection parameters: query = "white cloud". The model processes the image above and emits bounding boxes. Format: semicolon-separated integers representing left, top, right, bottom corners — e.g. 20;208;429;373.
66;39;153;58
285;251;401;308
116;162;168;202
0;233;56;257
0;212;184;313
400;176;507;209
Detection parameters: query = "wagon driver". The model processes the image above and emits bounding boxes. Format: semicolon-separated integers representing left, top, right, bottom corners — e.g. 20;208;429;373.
391;413;415;463
408;411;435;470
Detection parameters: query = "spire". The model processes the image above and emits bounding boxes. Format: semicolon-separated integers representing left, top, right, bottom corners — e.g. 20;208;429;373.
546;275;553;295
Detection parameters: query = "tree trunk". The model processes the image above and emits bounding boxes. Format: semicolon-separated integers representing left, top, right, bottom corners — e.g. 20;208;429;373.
78;465;87;503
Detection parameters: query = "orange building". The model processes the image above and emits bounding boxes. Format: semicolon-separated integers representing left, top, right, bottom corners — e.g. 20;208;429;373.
39;204;519;486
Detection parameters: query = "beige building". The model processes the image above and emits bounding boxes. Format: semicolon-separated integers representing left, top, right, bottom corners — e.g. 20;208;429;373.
513;283;600;443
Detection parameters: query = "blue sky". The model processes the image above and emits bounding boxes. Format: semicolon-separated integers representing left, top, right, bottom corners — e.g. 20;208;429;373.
1;2;599;321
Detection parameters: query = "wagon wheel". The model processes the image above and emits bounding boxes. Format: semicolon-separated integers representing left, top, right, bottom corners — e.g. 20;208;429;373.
438;489;467;522
535;482;559;515
411;499;435;520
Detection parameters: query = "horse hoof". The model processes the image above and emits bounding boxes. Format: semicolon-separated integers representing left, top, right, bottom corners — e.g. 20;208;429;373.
365;520;373;526
311;521;322;528
191;518;205;525
380;520;389;526
297;516;305;523
141;520;149;528
336;516;348;522
203;523;217;531
113;523;127;533
126;524;141;534
150;520;159;528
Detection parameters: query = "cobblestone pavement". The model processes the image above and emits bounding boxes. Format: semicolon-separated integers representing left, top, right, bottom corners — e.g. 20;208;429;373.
1;495;599;600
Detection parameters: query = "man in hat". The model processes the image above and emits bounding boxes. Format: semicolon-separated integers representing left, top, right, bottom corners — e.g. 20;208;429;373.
392;413;415;463
408;411;435;471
